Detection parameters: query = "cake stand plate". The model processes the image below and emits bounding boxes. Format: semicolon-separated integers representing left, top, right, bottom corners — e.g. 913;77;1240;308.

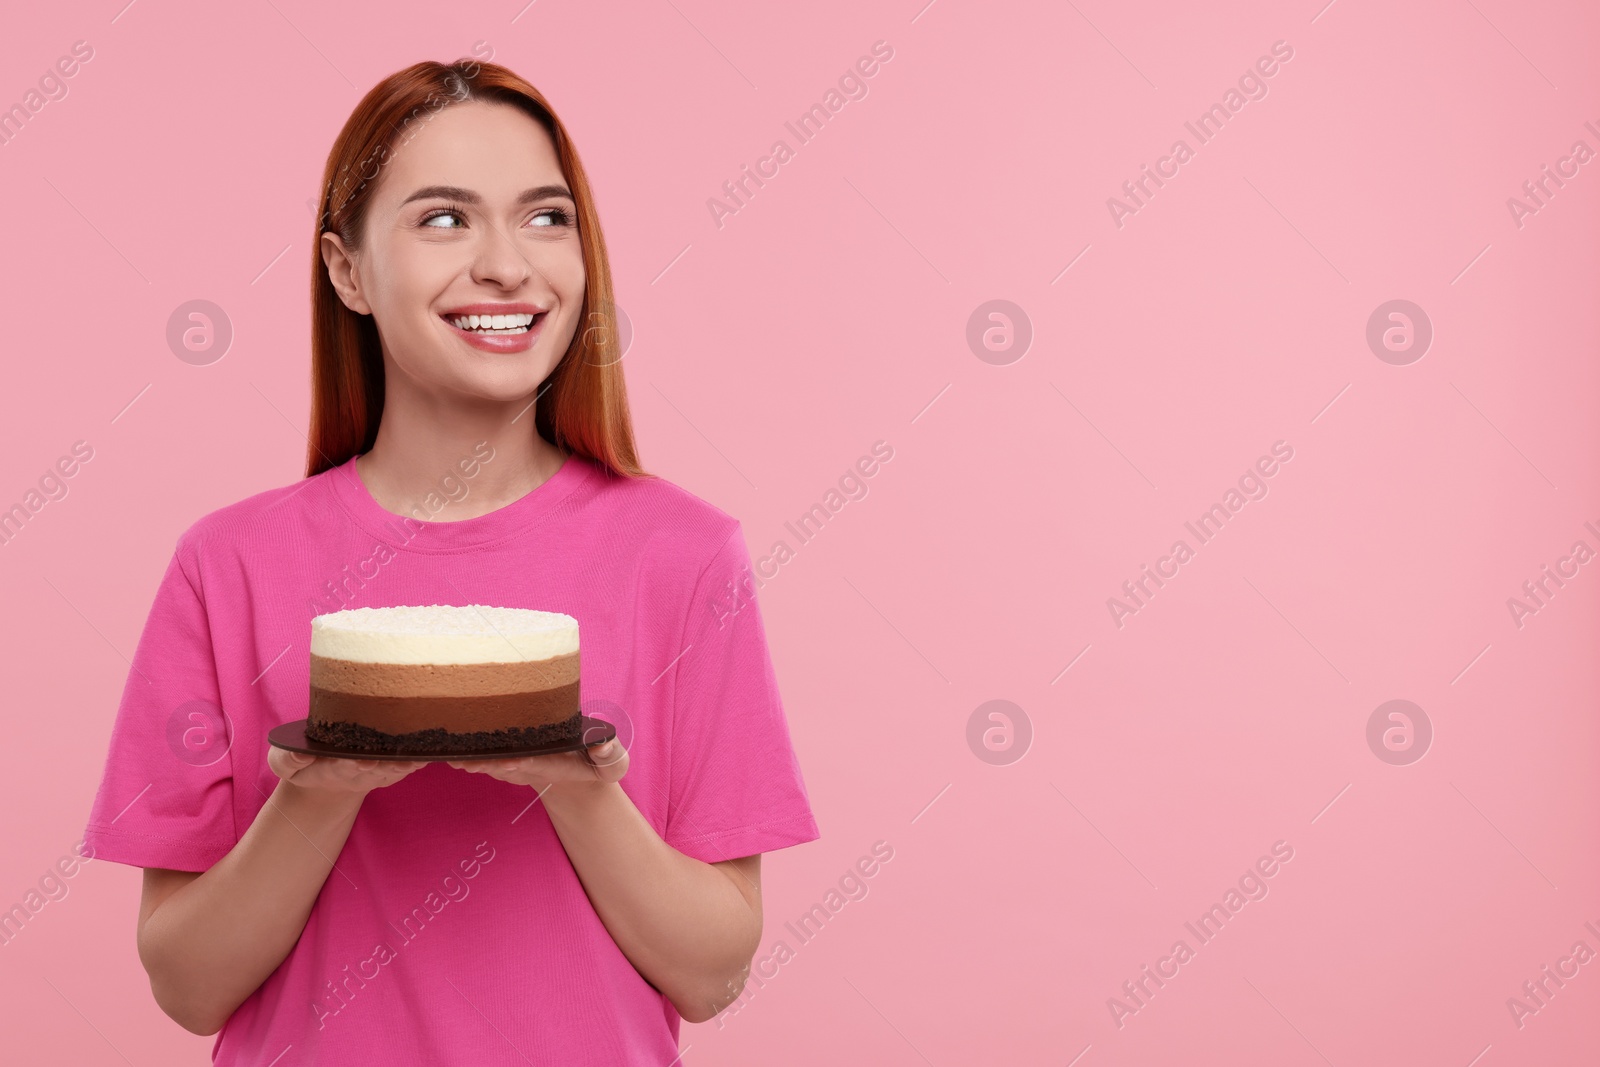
266;716;618;762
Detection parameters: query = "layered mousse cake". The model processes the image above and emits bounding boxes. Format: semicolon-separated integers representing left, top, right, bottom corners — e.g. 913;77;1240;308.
307;605;581;754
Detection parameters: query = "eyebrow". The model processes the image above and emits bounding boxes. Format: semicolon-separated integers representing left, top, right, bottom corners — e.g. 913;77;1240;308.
399;184;575;208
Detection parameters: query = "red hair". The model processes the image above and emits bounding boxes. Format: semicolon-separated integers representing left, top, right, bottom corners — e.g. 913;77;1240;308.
305;58;648;480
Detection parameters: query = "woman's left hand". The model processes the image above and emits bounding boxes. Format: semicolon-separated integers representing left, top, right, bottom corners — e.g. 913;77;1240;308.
446;738;628;789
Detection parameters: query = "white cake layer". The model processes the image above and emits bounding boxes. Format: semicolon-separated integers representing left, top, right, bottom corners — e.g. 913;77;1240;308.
310;605;578;664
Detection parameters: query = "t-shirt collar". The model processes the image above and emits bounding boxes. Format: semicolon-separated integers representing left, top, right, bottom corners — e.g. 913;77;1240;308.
325;448;592;553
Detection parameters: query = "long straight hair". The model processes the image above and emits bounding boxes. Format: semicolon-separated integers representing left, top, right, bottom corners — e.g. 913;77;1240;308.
305;58;648;480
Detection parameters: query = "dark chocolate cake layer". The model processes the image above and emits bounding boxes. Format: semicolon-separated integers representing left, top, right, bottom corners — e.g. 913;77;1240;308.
305;712;583;753
308;681;580;735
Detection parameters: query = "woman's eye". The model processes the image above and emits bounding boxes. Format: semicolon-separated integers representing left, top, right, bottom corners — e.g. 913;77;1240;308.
421;208;465;228
530;208;573;228
419;206;573;230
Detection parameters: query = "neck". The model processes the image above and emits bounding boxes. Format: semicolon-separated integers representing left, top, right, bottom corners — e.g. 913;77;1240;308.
355;377;567;523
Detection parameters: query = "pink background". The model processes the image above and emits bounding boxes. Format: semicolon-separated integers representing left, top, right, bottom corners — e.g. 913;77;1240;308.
2;0;1597;1063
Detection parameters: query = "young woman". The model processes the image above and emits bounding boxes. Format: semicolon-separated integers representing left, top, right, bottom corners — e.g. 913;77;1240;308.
83;58;818;1064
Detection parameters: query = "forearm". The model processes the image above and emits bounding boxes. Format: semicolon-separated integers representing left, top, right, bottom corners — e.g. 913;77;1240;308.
541;781;760;1020
140;781;363;1034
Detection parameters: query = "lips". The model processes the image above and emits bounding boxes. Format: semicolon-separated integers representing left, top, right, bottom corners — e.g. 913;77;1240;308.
441;302;546;331
439;305;548;354
442;311;544;334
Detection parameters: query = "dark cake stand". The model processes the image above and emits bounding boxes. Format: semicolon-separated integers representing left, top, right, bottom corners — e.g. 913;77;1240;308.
267;715;618;762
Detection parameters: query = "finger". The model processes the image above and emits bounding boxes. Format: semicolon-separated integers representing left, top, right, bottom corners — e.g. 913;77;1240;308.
495;758;536;772
268;749;316;777
593;744;628;781
587;740;625;768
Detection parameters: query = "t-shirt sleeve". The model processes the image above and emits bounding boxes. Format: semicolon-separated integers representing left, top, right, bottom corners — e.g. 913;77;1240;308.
662;523;821;864
82;530;238;871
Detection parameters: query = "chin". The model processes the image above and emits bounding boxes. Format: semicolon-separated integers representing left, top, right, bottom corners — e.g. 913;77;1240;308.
466;376;549;403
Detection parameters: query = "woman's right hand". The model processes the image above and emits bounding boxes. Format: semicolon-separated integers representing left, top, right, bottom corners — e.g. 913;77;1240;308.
267;747;429;797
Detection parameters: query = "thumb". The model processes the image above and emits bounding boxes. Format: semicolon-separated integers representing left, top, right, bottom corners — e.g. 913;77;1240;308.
270;749;316;774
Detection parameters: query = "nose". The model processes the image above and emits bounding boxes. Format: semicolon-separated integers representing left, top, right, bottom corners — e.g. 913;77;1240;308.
469;217;535;289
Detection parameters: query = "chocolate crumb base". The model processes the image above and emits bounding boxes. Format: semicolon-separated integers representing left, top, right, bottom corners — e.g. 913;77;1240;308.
305;714;583;754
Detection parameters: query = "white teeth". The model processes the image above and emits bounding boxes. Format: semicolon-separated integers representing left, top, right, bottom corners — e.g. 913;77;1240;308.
447;311;539;334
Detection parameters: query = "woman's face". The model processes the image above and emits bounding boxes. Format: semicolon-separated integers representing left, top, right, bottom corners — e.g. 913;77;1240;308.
321;99;586;407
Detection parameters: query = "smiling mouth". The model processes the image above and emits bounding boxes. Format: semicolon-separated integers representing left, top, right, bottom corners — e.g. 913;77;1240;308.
444;311;544;336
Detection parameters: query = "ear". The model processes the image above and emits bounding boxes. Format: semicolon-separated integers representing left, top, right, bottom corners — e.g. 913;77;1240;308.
320;231;373;316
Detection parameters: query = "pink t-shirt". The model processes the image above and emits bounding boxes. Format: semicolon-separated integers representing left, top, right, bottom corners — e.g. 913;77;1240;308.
82;450;820;1064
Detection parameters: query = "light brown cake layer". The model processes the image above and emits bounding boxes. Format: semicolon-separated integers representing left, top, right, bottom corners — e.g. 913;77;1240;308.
309;651;578;698
308;682;581;734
